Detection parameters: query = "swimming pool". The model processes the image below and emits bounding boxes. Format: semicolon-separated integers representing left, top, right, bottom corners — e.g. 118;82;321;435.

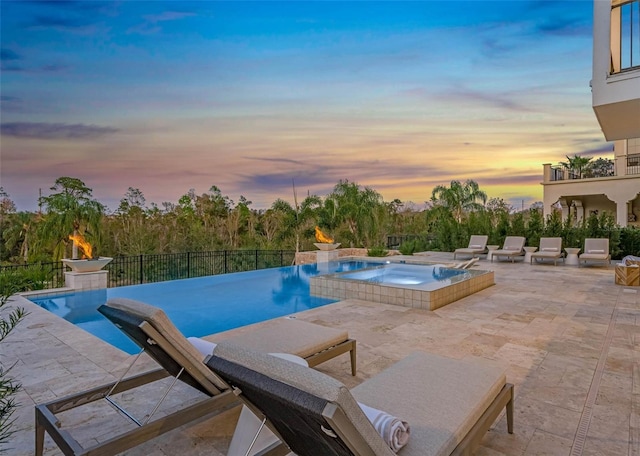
30;260;381;354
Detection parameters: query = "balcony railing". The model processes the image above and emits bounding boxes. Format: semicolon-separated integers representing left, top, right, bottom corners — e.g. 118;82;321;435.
550;166;565;181
548;165;619;182
628;153;640;174
549;166;580;181
612;0;640;73
0;249;296;290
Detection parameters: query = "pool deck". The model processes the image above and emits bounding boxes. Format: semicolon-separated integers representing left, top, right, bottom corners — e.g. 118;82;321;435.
3;252;639;455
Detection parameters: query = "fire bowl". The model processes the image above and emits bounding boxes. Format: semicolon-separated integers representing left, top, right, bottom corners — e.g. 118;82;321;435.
314;243;341;251
62;257;113;273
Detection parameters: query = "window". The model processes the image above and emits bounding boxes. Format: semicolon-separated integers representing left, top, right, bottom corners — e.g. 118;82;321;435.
611;0;640;73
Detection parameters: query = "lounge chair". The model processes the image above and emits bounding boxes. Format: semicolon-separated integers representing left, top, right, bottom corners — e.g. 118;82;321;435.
491;236;526;263
206;342;514;456
579;238;611;267
453;235;489;259
530;237;564;265
35;298;356;456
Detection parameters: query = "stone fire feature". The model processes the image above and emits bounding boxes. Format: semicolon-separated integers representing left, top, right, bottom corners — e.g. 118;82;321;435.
62;257;113;290
314;242;341;263
64;270;109;290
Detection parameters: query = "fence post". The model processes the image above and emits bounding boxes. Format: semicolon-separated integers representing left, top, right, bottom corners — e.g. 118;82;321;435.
139;255;144;284
187;251;191;278
255;250;258;270
224;250;228;274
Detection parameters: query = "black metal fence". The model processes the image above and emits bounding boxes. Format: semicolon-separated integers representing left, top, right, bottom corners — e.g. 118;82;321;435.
0;250;296;290
387;235;423;249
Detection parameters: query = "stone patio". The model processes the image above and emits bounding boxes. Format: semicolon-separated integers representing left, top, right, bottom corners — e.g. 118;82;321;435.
2;251;638;455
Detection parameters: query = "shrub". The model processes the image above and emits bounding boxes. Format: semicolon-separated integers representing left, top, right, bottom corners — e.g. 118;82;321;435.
398;238;429;255
619;226;640;258
367;246;389;257
0;269;27;451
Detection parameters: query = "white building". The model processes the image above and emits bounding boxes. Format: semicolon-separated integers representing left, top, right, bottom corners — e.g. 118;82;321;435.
542;0;640;227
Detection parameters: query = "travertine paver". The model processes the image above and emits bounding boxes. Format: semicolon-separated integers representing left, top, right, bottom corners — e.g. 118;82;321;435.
1;252;638;455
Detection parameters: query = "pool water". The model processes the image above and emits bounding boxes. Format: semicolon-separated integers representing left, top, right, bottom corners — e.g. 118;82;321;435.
30;260;380;354
339;264;469;289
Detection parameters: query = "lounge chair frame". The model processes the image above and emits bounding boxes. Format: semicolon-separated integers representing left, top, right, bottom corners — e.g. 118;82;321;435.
35;319;237;456
306;339;357;375
35;299;357;456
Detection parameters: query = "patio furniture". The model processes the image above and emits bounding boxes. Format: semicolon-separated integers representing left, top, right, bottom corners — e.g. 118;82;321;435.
453;235;489;260
491;236;526;263
530;237;564;265
35;298;356;456
206;342;514;456
579;238;611;267
615;264;640;286
195;317;356;376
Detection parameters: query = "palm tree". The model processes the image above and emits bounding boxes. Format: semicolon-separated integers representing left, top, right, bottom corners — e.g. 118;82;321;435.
280;185;322;253
560;154;592;179
431;180;487;223
3;212;36;262
36;177;105;260
323;180;384;247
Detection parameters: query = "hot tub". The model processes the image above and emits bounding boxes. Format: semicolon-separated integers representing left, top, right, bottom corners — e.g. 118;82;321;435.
310;263;494;310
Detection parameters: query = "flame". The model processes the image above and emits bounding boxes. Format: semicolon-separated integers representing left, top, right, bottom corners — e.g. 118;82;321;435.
315;226;334;244
69;233;93;259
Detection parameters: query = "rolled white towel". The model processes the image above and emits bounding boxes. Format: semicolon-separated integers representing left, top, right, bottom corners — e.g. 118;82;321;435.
358;402;410;453
187;337;217;357
622;255;640;266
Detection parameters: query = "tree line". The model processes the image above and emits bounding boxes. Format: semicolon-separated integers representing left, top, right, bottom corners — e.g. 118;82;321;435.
2;176;638;265
0;177;430;263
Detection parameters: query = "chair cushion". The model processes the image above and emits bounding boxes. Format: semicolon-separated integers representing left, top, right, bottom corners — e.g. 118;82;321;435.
351;353;507;456
580;253;610;260
204;318;349;359
532;251;562;258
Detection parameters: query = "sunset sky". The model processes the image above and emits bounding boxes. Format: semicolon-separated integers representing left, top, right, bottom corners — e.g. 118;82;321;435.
0;0;611;212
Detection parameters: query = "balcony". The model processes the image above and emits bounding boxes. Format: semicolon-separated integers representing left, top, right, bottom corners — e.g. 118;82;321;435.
545;155;640;183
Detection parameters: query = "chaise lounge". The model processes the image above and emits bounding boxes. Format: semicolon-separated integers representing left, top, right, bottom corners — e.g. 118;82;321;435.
35;298;356;456
579;238;611;267
530;237;564;265
206;342;514;456
453;235;489;260
491;236;525;263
